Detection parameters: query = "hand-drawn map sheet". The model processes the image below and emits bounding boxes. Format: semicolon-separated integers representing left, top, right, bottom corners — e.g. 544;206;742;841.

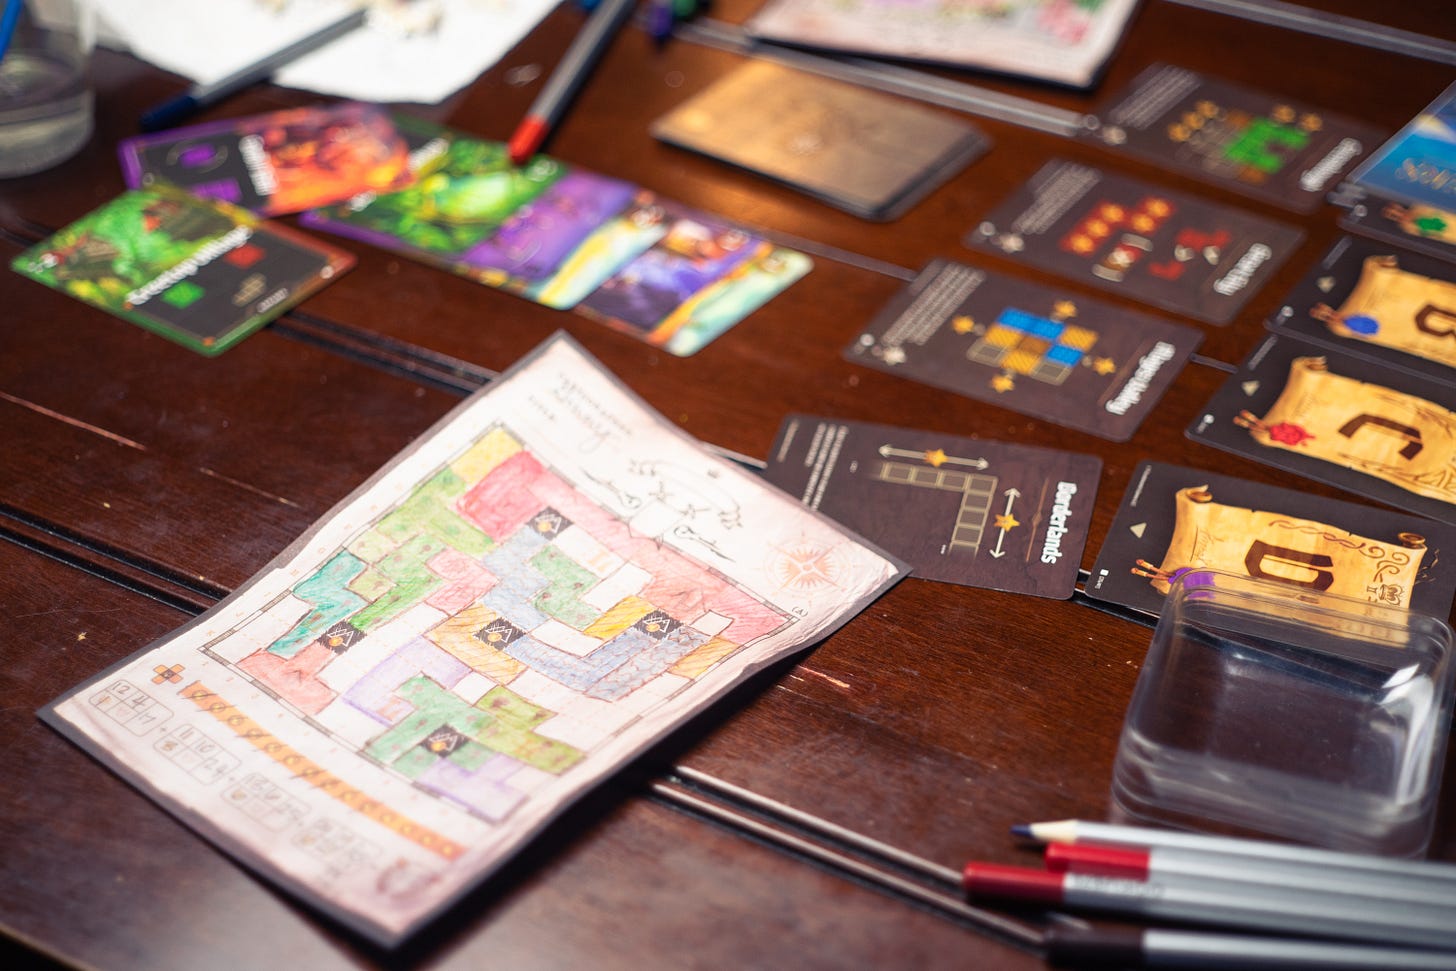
41;333;906;946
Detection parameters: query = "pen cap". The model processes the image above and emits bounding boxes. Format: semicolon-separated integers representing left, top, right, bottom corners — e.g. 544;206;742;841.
1111;570;1455;857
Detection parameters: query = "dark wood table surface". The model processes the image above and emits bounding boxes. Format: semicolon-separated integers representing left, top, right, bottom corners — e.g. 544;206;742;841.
3;2;1455;968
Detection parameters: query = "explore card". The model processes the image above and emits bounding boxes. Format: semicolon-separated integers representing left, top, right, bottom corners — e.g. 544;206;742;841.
650;60;990;220
744;0;1142;89
762;415;1100;598
572;205;812;356
302;131;565;260
966;160;1303;324
1084;460;1456;620
10;184;353;355
120;102;415;216
844;259;1201;440
1084;64;1384;212
1188;334;1456;526
40;333;906;946
1268;235;1456;383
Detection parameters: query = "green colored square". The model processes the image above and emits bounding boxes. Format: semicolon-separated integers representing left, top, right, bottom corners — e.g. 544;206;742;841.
160;280;205;308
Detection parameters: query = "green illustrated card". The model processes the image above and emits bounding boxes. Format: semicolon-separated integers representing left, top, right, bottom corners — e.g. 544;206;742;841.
12;184;354;355
301;125;565;259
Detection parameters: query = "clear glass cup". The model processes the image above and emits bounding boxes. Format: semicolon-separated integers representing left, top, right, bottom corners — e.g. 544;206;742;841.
0;0;95;178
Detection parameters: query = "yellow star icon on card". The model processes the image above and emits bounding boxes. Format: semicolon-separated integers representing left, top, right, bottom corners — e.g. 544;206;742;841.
1093;357;1117;375
991;373;1015;393
923;449;948;467
994;513;1020;530
952;315;976;334
1052;300;1077;320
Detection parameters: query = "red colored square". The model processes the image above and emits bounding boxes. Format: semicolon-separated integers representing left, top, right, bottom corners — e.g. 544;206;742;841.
226;243;265;268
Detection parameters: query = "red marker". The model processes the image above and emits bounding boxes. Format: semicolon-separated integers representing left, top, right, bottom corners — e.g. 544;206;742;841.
960;861;1456;949
506;0;636;165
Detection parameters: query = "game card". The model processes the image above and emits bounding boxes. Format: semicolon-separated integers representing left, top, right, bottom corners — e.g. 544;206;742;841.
452;170;642;285
1084;461;1456;620
11;184;354;355
762;415;1101;598
302;132;564;260
574;206;812;356
1188;334;1456;526
844;259;1202;441
966;160;1303;324
1337;189;1456;265
1084;64;1384;212
1343;81;1456;215
1269;235;1456;383
509;192;673;310
119;102;414;216
650;60;990;221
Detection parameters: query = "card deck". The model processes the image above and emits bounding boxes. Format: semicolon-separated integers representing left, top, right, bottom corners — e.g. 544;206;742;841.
1188;334;1456;526
845;259;1202;441
1084;64;1384;213
119;102;414;216
11;184;354;355
573;206;812;356
650;60;990;221
1269;235;1456;383
762;415;1101;598
1085;460;1456;620
1342;81;1456;215
966;159;1304;324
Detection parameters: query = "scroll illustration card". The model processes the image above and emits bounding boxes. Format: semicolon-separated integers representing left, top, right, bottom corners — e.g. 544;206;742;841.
844;259;1202;440
1269;235;1456;383
1084;64;1384;212
762;415;1101;599
1188;335;1456;526
966;159;1303;324
10;184;354;356
1085;461;1456;620
1338;192;1456;265
41;334;905;946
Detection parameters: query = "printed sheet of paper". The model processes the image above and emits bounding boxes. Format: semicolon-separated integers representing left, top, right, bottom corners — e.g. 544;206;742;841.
745;0;1142;89
41;334;905;946
92;0;556;104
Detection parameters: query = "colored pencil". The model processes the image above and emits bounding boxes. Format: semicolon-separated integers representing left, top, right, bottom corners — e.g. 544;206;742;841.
1044;925;1456;970
1044;841;1456;907
1016;818;1456;887
138;6;369;131
962;861;1456;949
506;0;635;165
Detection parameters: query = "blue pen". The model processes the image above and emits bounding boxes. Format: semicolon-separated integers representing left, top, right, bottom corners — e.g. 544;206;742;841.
0;0;24;64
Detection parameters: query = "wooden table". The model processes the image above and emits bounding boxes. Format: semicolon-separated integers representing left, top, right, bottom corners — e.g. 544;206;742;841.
3;2;1454;967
